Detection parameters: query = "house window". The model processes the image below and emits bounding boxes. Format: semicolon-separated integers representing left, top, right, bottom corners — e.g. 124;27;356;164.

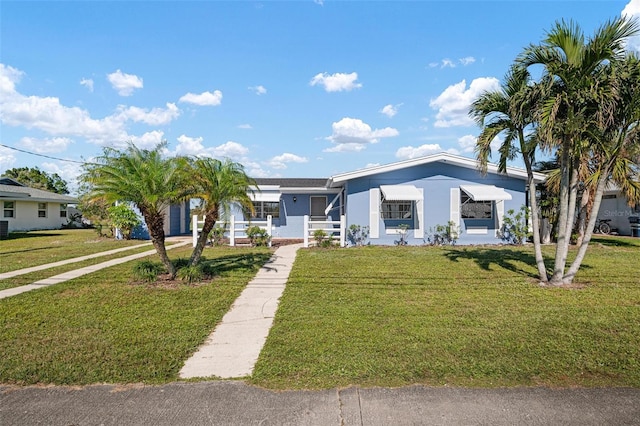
3;201;15;218
381;200;413;220
250;201;280;219
60;204;68;218
461;192;492;219
38;203;47;218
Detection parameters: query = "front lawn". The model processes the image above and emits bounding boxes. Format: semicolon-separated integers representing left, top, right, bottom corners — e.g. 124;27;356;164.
0;229;145;274
0;245;272;385
251;236;640;389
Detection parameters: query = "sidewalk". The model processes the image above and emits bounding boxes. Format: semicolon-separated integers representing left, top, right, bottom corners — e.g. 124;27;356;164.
180;243;301;379
1;381;639;425
0;239;190;300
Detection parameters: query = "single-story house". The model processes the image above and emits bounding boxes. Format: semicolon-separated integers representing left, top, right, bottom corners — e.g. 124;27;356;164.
595;184;640;236
227;153;547;245
0;176;78;234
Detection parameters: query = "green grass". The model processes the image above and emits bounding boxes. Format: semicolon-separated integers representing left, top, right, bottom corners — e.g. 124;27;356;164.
0;229;145;274
0;245;272;385
251;236;640;389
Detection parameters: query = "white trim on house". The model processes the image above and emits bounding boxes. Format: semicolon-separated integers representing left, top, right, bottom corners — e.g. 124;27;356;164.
460;185;512;201
380;185;423;201
251;192;282;202
328;152;546;186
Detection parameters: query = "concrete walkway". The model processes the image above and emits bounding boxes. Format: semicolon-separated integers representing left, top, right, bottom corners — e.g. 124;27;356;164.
0;240;190;300
179;243;301;379
0;242;152;280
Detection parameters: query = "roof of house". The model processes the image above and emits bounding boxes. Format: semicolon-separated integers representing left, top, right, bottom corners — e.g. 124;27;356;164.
327;152;547;187
254;178;329;188
0;177;78;203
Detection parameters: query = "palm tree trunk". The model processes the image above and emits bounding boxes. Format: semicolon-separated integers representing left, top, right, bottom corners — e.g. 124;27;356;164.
188;212;217;267
563;174;609;283
550;145;571;284
521;151;548;282
144;211;176;279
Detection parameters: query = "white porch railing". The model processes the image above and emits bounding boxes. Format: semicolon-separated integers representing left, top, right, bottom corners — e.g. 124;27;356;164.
192;215;272;247
303;215;346;248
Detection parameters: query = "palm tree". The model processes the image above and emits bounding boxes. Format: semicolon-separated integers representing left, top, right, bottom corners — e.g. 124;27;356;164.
81;142;190;278
187;157;256;267
518;17;638;285
469;65;548;282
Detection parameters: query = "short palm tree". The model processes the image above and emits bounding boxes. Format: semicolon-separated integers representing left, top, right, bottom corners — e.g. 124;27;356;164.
188;157;256;267
81;142;189;278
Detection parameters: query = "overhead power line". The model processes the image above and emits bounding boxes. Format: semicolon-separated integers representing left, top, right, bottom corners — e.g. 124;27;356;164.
0;143;90;165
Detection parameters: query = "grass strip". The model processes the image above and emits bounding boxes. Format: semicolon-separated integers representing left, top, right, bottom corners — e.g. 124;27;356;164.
0;245;272;385
251;236;640;389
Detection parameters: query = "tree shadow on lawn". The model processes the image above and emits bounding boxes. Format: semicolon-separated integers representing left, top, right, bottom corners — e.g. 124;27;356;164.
1;232;65;241
590;236;640;248
200;252;273;275
441;246;559;279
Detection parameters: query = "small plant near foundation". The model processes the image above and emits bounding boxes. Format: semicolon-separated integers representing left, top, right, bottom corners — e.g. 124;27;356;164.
208;226;226;246
246;226;271;247
500;206;531;245
425;221;460;246
347;224;370;247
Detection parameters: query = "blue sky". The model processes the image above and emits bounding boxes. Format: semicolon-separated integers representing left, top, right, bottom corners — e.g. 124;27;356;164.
2;0;640;192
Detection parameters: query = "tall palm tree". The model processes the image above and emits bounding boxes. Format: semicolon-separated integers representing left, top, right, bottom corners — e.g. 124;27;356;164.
187;157;256;267
81;142;189;278
470;65;548;282
563;53;640;282
518;17;638;285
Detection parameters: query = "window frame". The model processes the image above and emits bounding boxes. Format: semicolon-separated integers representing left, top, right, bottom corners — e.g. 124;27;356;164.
460;192;493;219
249;201;280;219
60;203;68;218
38;202;48;218
3;201;15;218
381;199;413;220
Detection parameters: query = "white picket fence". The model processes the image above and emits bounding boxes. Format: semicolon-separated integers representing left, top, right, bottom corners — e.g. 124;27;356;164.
192;215;272;247
303;215;346;248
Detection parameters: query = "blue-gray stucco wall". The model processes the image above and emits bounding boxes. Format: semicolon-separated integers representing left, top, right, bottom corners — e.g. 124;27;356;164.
344;162;528;245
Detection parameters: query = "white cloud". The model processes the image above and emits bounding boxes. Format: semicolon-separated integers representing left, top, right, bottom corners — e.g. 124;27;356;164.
266;153;308;169
213;141;249;158
0;145;17;172
430;77;500;128
248;85;267;95
179;90;223;106
459;56;476;66
441;58;456;68
0;64;23;95
20;137;73;154
458;134;477;153
128;131;165;149
324;117;399;152
41;161;82;191
107;69;143;96
380;103;402;118
173;134;205;156
116;103;180;125
310;72;362;92
237;123;252;129
314;0;324;5
80;78;94;92
395;144;459;159
622;0;640;52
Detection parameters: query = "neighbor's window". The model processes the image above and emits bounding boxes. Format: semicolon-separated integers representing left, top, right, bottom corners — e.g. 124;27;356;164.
3;201;15;218
38;203;47;218
60;204;68;218
461;192;492;219
381;200;413;220
249;201;280;219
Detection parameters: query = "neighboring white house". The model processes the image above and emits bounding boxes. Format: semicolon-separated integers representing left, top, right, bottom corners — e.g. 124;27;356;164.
0;177;78;233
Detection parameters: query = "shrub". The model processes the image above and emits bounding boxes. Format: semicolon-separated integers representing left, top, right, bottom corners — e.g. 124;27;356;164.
208;226;226;246
171;257;190;270
176;265;205;284
108;204;141;240
246;226;271;247
425;221;460;246
132;260;164;283
347;224;370;247
500;206;531;245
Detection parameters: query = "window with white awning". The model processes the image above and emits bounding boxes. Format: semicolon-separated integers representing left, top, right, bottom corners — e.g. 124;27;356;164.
369;185;424;239
459;185;512;201
248;186;281;218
